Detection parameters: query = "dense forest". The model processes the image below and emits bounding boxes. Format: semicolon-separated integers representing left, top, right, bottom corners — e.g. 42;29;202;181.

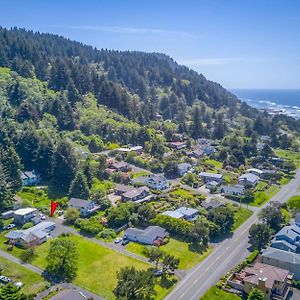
0;27;299;210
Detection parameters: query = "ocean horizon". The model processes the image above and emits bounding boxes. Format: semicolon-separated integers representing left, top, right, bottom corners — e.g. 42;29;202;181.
231;89;300;119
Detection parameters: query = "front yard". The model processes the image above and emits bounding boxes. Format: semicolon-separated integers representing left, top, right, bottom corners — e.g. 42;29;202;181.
0;234;173;300
0;256;48;295
200;286;241;300
230;205;253;231
252;184;281;206
126;237;212;270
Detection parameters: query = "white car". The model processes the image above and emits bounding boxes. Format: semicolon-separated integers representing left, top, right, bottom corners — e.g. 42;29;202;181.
4;224;15;230
0;275;12;283
114;237;123;244
14;282;23;288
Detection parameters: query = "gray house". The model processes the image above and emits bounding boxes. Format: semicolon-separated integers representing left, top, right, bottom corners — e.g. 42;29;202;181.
262;247;300;280
68;198;100;217
238;173;259;187
5;221;55;248
175;207;198;221
199;172;223;183
221;185;245;196
13;208;38;225
124;226;168;245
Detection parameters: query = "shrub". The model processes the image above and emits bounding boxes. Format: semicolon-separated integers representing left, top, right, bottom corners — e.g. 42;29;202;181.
98;228;116;240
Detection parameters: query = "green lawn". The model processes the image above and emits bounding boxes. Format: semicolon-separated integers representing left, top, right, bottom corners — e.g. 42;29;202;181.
17;186;66;210
251;185;281;206
126;238;212;270
231;206;253;231
0;256;48;295
204;159;223;169
286;195;300;209
170;188;201;202
200;286;241;300
275;149;300;168
279;176;291;185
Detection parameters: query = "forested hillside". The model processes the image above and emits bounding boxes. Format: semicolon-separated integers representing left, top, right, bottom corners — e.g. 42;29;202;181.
0;27;299;210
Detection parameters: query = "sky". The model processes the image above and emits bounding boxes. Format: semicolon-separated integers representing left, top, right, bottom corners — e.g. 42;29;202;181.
1;0;300;89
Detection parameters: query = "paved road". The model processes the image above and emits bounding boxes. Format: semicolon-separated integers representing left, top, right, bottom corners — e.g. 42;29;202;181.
165;168;300;300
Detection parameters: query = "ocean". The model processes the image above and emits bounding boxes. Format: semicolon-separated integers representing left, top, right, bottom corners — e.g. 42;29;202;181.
230;89;300;119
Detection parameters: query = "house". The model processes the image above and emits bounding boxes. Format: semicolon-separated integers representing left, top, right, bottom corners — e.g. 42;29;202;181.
107;160;129;172
168;141;187;150
175;207;198;221
116;146;143;154
199;172;223;183
162;210;184;219
186;149;204;158
201;199;225;211
1;210;14;220
221;185;245;196
206;181;220;190
122;186;151;203
295;213;300;226
247;168;264;177
13;208;38;225
177;163;192;176
261;247;300;280
201;145;216;156
5;221;55;248
271;157;285;166
227;262;292;300
238;173;259;187
68;198;100;217
124;226;168;245
271;225;300;253
114;184;133;195
132;175;169;190
261;169;277;180
21;170;40;186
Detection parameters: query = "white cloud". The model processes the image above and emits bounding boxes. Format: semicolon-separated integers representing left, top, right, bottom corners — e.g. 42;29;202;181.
63;25;194;38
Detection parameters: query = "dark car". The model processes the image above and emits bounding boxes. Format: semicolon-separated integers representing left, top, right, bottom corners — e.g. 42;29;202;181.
122;239;130;246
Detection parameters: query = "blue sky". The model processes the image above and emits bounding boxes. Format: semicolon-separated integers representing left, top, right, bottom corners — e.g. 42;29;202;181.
1;0;300;89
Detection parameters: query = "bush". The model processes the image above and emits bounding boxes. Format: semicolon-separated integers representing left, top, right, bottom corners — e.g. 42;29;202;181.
75;217;104;235
246;250;259;265
64;208;80;224
22;222;34;230
98;228;116;240
20;248;35;263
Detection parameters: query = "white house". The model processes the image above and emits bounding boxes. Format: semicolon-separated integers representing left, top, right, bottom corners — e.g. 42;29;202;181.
221;185;245;196
5;221;55;248
13;208;38;225
68;198;100;217
247;168;264;177
238;173;259;187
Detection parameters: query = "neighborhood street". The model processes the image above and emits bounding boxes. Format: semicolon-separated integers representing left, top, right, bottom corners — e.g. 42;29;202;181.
165;168;300;300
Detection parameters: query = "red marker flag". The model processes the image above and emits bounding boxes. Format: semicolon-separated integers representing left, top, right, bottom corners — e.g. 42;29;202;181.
50;201;59;217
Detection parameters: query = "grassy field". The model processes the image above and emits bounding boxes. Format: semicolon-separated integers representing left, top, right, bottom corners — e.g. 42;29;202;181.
231;206;253;231
204;159;223;169
0;256;48;294
286;195;300;209
200;286;241;300
275;149;300;168
251;185;281;206
126;238;212;270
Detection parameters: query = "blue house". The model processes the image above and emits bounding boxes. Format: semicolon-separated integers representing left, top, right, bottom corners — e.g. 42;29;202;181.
271;225;300;253
21;170;41;186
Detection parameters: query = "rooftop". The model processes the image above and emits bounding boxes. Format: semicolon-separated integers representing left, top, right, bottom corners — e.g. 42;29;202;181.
68;198;91;208
238;173;259;183
239;262;290;289
262;247;300;265
162;210;183;219
199;172;223;179
14;208;37;216
123;186;149;199
175;206;198;216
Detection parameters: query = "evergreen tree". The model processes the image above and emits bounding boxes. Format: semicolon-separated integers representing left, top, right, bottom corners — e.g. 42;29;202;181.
51;140;77;193
69;171;90;199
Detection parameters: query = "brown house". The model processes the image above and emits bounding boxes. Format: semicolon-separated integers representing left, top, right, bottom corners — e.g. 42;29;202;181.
228;262;293;300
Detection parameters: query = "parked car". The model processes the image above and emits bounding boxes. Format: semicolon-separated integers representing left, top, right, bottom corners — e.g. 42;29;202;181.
14;282;23;288
114;237;123;244
3;224;15;230
153;270;163;276
0;275;12;283
121;239;130;246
